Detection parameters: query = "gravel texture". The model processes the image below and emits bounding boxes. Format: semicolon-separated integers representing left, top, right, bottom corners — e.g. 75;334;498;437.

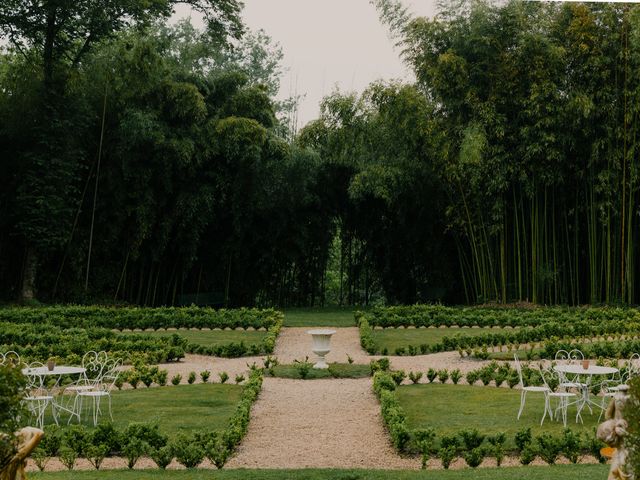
227;377;416;469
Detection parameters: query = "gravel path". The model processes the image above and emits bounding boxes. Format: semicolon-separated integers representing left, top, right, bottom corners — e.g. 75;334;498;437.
156;354;266;384
227;377;416;469
273;327;370;364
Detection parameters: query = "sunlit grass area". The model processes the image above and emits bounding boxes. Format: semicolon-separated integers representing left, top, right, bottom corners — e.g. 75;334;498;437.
397;384;599;449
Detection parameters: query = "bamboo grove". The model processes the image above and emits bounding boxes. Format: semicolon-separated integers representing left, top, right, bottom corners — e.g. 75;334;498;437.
2;0;640;307
401;1;640;305
363;0;640;305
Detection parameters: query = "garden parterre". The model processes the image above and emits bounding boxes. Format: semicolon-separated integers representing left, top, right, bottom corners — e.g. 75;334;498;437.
0;307;283;363
357;305;640;358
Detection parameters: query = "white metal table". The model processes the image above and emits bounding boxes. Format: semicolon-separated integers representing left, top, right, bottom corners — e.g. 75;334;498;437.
22;366;86;422
554;364;618;416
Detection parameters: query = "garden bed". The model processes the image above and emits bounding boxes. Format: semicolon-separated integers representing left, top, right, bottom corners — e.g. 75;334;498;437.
0;307;283;362
357;305;640;356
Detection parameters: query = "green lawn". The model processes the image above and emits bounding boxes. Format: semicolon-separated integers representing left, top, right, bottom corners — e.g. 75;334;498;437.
397;384;599;448
371;327;513;353
269;363;370;379
123;329;267;348
283;307;358;327
29;465;609;480
56;384;242;436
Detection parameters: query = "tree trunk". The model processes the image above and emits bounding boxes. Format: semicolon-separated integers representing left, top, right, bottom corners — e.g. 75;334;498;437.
21;247;38;302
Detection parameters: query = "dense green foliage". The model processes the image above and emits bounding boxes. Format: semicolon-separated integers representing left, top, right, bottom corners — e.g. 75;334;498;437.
378;1;640;304
0;307;283;361
3;0;640;307
0;306;282;330
0;6;332;307
360;305;640;328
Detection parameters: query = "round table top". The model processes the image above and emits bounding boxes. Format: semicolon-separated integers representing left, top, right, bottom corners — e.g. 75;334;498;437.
307;329;337;336
554;364;618;376
22;366;86;376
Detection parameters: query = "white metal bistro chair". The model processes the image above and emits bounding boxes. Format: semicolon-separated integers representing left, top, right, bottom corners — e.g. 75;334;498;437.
608;353;640;393
555;349;591;414
24;362;58;429
77;358;121;426
514;354;549;420
555;350;588;389
539;366;581;427
0;351;22;367
598;380;622;422
65;351;108;424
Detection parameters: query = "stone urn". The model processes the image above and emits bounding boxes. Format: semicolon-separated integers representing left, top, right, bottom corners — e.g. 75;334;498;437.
307;329;336;369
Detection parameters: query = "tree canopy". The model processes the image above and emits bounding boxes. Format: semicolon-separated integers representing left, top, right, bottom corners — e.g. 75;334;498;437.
1;0;640;307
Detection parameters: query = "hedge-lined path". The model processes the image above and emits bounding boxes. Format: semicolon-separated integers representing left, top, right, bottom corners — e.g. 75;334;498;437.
227;377;416;469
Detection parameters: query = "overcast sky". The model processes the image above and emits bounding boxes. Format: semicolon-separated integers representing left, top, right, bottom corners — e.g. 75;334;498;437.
174;0;438;126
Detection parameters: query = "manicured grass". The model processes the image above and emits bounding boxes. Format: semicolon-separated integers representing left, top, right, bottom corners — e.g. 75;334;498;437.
284;307;358;327
269;363;370;379
490;349;541;361
121;329;267;349
371;327;515;353
57;384;242;435
397;384;599;448
30;465;609;480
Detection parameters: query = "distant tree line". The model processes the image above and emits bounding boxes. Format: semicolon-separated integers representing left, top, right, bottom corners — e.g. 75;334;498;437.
1;1;639;307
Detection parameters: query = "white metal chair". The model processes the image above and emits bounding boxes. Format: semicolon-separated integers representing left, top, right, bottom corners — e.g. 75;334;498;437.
65;351;107;424
539;366;581;427
0;351;22;367
77;358;121;426
555;349;591;414
555;350;588;389
24;362;58;429
598;380;622;422
608;353;640;393
597;354;639;421
514;354;549;420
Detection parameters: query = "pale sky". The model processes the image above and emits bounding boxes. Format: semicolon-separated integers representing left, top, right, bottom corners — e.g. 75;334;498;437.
174;1;438;126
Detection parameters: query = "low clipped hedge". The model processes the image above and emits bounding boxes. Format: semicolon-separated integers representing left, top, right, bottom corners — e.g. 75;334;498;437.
0;307;283;363
0;306;282;330
357;306;640;356
32;369;264;471
360;305;640;329
373;370;608;467
373;371;410;451
0;323;186;364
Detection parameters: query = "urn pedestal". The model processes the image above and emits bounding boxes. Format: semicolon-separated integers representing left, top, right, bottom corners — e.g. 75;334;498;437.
307;329;336;369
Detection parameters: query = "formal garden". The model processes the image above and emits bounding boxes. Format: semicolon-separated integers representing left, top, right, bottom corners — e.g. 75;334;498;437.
2;0;640;478
1;305;639;479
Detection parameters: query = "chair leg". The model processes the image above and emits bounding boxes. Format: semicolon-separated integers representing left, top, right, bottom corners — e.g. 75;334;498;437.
541;395;550;426
560;398;568;427
598;396;608;423
50;399;59;426
518;390;527;419
108;395;113;422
